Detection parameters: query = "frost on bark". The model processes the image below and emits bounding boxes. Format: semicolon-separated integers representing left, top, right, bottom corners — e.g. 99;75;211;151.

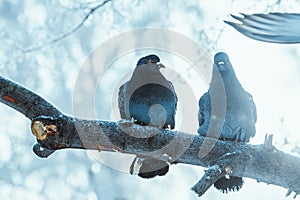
0;75;299;198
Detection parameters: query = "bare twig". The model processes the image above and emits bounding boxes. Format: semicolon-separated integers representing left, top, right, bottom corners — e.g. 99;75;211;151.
19;0;112;53
191;165;225;196
264;134;274;151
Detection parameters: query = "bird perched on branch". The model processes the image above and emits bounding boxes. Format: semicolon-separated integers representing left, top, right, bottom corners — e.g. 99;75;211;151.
118;54;177;178
225;13;300;44
197;52;257;193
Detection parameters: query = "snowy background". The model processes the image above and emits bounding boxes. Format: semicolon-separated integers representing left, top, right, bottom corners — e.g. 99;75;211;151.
1;0;300;199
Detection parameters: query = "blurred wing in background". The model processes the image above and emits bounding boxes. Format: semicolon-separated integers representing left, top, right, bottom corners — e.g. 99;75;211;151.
225;13;300;44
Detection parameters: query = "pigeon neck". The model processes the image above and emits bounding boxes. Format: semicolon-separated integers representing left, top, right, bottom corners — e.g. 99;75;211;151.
210;66;242;92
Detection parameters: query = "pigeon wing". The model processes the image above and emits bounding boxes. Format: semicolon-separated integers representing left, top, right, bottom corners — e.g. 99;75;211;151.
225;13;300;44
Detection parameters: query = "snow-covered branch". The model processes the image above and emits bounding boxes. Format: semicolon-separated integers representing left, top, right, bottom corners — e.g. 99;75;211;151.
0;75;299;198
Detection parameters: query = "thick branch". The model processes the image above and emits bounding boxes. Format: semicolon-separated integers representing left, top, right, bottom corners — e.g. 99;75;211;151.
1;75;300;197
32;117;300;196
0;76;62;119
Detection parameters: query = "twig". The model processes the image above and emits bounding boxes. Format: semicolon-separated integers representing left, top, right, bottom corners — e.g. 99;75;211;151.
264;134;274;151
191;165;225;196
19;0;112;53
192;152;240;196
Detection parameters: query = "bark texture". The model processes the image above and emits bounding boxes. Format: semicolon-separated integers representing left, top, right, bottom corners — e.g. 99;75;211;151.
0;75;299;197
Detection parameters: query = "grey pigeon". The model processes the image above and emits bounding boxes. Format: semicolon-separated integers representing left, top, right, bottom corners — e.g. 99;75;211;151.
225;13;300;44
198;52;257;192
118;54;177;178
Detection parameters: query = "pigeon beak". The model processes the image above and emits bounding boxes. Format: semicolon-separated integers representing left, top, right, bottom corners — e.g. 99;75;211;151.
215;61;226;70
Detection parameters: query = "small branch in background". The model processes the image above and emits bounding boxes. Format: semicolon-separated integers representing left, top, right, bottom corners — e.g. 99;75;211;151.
265;0;282;12
19;0;112;53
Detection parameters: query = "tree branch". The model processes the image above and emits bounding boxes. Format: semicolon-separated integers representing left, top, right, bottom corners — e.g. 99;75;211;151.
0;75;299;198
0;76;62;119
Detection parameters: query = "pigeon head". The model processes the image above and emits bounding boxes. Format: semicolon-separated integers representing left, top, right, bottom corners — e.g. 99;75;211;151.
213;52;233;73
214;52;229;64
136;54;160;66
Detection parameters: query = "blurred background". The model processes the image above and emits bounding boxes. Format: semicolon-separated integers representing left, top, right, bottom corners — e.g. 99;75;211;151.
1;0;300;199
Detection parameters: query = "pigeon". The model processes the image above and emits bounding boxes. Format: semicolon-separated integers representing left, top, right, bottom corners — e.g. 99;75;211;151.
118;54;177;178
225;13;300;44
198;52;257;192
